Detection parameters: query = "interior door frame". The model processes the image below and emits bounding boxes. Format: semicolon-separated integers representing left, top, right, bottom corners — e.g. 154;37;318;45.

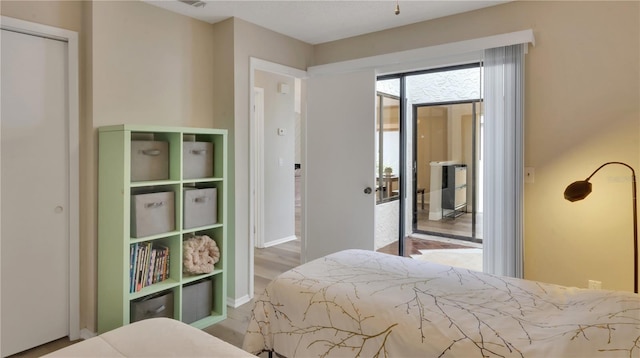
0;16;80;341
252;87;265;249
248;57;307;300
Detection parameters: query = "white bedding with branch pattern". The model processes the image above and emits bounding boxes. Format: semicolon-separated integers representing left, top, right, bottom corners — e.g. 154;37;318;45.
243;249;640;357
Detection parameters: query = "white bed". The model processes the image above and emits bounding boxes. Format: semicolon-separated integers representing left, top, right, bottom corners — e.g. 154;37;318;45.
243;249;640;357
45;317;253;357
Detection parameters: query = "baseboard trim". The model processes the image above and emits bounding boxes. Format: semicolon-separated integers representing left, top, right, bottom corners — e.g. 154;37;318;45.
79;328;97;340
263;235;297;248
227;295;251;308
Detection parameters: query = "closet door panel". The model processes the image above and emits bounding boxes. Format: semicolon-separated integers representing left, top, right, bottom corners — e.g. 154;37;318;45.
1;29;69;357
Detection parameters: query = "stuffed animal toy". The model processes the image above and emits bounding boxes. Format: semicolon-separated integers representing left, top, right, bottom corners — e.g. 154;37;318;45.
183;235;220;274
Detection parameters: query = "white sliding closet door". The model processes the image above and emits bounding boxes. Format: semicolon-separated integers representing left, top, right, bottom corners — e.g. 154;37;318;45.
1;29;70;356
304;70;376;261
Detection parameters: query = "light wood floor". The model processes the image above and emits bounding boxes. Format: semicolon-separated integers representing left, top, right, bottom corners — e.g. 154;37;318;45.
204;238;301;352
416;203;482;241
377;233;480;256
7;337;79;357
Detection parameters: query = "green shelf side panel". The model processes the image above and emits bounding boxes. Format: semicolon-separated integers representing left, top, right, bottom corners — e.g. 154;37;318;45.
97;129;130;334
221;131;228;318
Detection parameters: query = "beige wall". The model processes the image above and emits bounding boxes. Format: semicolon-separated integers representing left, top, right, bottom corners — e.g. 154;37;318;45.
210;17;236;301
91;1;215;128
316;1;640;291
1;0;82;32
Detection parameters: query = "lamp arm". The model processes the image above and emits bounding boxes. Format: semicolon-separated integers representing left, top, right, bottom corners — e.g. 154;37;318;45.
585;161;636;181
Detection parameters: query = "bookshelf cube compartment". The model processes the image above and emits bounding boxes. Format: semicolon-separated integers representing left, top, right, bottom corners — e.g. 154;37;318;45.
130;290;174;323
129;241;173;293
183;188;217;229
131;191;175;238
184;227;223;268
183;142;213;179
130;140;169;182
182;279;212;324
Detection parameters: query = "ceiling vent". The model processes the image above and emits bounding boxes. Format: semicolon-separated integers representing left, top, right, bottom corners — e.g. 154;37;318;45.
178;0;206;8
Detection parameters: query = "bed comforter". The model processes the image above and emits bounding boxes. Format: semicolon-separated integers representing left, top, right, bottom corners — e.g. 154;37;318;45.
243;249;640;357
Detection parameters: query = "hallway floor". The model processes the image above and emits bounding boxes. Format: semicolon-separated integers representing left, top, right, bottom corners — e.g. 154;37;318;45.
415;203;482;242
377;233;482;256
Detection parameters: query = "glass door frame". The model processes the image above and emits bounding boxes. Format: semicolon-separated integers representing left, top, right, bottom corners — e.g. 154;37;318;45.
378;63;482;256
376;74;406;255
375;92;402;204
411;100;482;242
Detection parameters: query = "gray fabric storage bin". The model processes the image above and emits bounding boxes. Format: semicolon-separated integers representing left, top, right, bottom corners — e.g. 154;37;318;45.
131;141;169;182
131;191;175;238
183;188;217;229
183;142;213;179
182;279;212;324
130;290;174;323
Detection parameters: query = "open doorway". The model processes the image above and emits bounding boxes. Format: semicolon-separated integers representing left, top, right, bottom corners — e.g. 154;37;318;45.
253;71;297;249
249;58;306;300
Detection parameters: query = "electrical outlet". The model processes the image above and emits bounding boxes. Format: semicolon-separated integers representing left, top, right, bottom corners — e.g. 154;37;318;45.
588;280;602;289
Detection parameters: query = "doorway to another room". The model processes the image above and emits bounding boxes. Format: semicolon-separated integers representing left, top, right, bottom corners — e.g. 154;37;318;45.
249;58;306;301
375;64;483;271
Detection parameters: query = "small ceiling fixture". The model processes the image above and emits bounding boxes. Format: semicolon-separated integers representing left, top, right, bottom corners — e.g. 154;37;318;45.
178;0;206;8
395;0;400;15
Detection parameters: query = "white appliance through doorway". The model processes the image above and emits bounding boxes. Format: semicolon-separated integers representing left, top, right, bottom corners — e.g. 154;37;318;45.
0;17;79;356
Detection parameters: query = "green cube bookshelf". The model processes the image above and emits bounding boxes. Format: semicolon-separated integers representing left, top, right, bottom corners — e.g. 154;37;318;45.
98;124;227;334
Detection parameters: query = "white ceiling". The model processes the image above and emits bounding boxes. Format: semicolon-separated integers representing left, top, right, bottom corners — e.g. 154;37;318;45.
144;1;509;45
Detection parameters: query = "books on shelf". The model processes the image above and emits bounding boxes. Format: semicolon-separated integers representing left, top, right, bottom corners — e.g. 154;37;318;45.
129;242;170;293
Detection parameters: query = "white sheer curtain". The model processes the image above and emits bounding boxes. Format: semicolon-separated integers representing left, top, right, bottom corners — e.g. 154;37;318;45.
483;44;525;278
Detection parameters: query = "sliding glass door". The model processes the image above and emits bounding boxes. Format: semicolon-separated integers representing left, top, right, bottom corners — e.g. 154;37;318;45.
406;64;483;252
374;64;483;258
